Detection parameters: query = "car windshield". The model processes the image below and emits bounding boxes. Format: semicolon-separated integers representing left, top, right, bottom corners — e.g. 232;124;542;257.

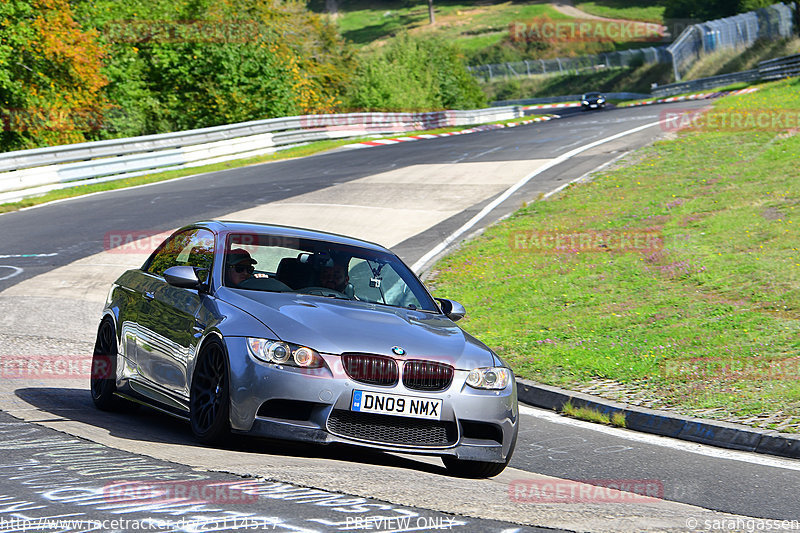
222;233;438;312
584;92;602;98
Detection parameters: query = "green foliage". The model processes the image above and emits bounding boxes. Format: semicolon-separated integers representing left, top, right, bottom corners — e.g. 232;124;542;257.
664;0;775;20
0;0;355;149
0;0;110;150
739;0;777;11
344;33;486;111
69;0;352;138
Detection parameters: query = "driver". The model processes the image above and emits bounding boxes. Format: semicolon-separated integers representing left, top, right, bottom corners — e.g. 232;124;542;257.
318;262;349;293
225;248;256;287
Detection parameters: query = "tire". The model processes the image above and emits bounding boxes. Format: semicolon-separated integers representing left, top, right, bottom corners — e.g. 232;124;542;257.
442;456;510;478
90;319;123;411
190;339;230;444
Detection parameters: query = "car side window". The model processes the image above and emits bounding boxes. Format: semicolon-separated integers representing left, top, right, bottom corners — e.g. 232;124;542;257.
146;229;215;282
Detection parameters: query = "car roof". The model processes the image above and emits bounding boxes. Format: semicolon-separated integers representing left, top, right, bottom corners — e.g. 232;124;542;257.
190;220;392;253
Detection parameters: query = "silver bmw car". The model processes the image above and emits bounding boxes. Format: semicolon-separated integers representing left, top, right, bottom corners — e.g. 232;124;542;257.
91;221;518;477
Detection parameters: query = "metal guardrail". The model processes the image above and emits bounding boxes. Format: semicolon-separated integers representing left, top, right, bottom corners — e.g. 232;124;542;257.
492;92;651;107
468;46;670;82
759;53;800;80
0;107;523;202
652;52;800;97
652;69;762;97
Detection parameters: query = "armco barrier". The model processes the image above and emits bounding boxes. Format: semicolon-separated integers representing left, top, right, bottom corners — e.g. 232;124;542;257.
759;53;800;80
651;69;762;97
652;52;800;97
492;92;651;107
0;107;522;201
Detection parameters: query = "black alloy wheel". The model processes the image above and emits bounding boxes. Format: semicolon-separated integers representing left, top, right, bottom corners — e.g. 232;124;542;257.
190;339;230;444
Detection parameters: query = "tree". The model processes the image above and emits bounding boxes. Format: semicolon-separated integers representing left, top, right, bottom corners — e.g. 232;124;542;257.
345;33;485;111
664;0;738;20
427;0;435;25
0;0;109;150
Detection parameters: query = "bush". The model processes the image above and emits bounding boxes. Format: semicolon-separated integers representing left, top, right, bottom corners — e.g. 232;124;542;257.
345;33;486;111
0;0;110;151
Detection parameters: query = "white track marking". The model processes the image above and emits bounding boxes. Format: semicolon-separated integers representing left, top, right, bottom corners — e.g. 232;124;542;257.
0;253;58;259
542;150;631;200
0;266;23;281
519;405;800;471
410;120;665;273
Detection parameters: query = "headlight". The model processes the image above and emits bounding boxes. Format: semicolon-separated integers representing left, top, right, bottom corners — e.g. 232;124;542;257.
598;98;605;103
247;338;324;368
582;100;589;105
466;367;512;390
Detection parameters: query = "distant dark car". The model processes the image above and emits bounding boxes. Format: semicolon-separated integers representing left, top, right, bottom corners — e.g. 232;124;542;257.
582;92;606;111
91;221;518;478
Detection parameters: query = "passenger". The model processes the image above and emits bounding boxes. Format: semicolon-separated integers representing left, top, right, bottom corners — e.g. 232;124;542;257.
225;248;256;287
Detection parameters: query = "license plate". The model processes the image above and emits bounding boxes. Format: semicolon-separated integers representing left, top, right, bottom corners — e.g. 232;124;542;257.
351;390;442;420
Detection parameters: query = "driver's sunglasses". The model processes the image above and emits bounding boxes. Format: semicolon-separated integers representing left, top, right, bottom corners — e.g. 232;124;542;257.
229;264;254;274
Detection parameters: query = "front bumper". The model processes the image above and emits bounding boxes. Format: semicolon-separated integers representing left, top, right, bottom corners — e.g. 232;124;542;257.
224;337;518;463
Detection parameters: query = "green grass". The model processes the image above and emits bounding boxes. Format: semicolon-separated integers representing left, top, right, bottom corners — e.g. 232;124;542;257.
429;78;800;429
561;401;628;427
575;1;666;24
0;115;554;214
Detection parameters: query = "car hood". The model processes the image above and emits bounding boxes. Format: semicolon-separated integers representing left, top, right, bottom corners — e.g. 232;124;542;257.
218;289;495;369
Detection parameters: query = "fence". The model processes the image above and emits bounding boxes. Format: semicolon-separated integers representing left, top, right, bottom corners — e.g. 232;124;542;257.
468;46;670;82
652;52;800;97
469;3;796;84
0;107;523;203
668;2;796;80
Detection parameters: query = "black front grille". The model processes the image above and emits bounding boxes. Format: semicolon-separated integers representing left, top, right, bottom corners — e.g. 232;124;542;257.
327;410;457;447
342;353;398;386
402;360;454;391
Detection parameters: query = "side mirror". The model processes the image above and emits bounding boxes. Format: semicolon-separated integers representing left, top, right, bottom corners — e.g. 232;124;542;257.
164;265;203;290
435;298;466;322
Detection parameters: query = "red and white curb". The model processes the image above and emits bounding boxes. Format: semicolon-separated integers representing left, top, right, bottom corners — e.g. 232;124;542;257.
621;87;760;108
523;102;581;111
344;115;558;149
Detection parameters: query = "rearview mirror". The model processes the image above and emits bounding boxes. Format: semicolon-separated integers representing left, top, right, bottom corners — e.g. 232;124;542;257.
435;298;466;322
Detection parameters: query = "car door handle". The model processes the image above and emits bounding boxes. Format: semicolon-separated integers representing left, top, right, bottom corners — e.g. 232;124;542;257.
144;291;155;300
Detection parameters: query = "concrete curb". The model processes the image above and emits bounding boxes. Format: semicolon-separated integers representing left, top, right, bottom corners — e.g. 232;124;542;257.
516;378;800;459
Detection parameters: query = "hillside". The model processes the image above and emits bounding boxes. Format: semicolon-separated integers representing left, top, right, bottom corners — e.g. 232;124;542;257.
310;0;670;64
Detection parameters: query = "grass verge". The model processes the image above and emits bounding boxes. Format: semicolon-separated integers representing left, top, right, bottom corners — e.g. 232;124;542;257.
575;1;665;24
429;77;800;432
562;401;628;427
0;115;555;214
